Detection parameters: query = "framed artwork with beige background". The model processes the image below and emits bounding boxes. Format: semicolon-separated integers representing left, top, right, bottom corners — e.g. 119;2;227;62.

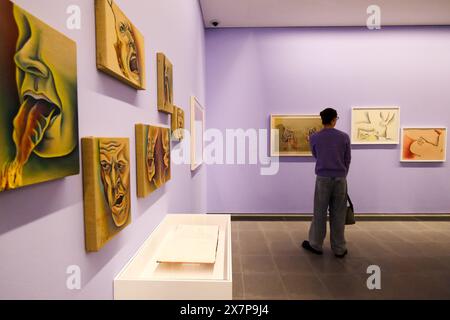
270;115;323;157
351;107;400;145
401;127;447;162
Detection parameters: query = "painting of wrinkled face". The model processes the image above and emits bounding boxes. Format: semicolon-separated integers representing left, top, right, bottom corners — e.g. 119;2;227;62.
270;115;323;157
95;0;145;90
81;137;131;252
99;140;130;227
0;1;79;192
136;124;171;198
352;107;400;145
401;128;447;162
157;53;174;114
171;106;185;141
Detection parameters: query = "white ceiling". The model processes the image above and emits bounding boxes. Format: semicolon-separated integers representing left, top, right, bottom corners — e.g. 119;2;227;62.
200;0;450;28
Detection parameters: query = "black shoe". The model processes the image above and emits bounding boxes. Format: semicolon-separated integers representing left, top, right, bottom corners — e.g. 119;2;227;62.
335;250;348;259
301;241;323;255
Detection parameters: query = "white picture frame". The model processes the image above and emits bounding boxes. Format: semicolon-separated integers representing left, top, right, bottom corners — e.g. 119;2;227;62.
351;107;401;145
190;96;205;171
400;127;447;163
270;114;323;157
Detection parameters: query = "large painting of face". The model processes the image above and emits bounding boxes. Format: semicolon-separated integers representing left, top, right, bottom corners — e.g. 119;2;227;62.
136;124;171;198
270;115;323;157
171;106;185;141
157;53;174;114
95;0;145;90
0;1;79;192
351;107;400;145
401;128;447;162
82;137;131;252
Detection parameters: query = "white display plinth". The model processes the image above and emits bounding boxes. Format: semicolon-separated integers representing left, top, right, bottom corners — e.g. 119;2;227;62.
114;214;232;300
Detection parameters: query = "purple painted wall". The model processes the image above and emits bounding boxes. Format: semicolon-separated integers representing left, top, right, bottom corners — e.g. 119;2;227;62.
0;0;206;299
206;27;450;214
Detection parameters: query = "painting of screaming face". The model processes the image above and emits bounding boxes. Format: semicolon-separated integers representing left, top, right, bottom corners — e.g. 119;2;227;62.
95;0;146;90
0;1;79;192
136;124;171;198
82;137;131;252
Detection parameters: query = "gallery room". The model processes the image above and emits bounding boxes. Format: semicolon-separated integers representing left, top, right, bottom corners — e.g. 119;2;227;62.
0;0;449;303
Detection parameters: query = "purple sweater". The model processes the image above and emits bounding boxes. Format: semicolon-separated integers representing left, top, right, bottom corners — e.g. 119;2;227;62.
309;128;351;177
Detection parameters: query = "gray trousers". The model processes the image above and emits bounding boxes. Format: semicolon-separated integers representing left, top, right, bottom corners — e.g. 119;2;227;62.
309;176;348;255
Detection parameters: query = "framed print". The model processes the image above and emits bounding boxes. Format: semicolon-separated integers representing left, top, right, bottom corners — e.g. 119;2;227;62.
95;0;146;90
171;106;185;141
82;137;131;252
351;107;400;145
270;115;323;157
191;96;205;171
0;1;79;192
157;52;174;114
135;124;171;198
401;127;447;162
156;225;220;264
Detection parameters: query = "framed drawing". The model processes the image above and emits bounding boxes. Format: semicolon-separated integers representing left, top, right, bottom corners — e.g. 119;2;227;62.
135;124;171;198
191;96;205;171
351;107;400;145
171;106;185;141
157;52;174;114
95;0;146;90
270;115;323;157
156;225;220;264
0;1;79;192
401;128;447;162
82;137;131;252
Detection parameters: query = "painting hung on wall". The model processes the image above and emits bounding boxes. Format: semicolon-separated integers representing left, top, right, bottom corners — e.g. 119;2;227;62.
95;0;146;90
0;1;79;192
351;107;400;144
401;128;447;162
157;52;174;114
270;115;323;157
82;137;131;252
136;124;171;198
171;106;185;141
191;97;205;171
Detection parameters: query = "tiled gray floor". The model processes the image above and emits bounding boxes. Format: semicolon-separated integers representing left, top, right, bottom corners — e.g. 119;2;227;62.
232;220;450;300
243;274;288;300
241;255;278;274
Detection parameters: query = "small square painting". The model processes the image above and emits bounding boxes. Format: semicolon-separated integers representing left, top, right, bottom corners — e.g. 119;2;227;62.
136;124;171;198
171;106;185;141
157;53;174;114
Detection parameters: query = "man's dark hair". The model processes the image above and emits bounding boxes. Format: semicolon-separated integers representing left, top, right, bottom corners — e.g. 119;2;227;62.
320;108;338;125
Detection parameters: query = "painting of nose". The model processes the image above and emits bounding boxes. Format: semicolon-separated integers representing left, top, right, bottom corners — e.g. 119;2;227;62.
14;48;49;79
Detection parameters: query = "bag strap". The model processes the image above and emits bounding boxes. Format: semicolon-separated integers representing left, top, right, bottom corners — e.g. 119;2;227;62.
347;194;354;211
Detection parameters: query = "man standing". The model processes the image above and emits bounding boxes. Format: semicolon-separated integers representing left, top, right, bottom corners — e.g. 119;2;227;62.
302;108;351;258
